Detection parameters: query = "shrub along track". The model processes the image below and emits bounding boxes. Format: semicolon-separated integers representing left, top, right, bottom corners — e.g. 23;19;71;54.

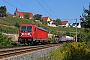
0;44;60;59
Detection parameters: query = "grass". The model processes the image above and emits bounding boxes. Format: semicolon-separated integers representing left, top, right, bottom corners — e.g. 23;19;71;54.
0;16;82;35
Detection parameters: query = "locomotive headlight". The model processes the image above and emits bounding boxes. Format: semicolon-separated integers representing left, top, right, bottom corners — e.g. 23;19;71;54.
28;33;30;35
20;33;24;36
28;33;32;36
22;33;24;35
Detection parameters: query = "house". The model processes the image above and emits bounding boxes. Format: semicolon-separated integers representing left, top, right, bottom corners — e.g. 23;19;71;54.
41;16;57;27
72;23;81;28
41;16;52;22
14;8;33;19
48;21;57;27
58;20;69;27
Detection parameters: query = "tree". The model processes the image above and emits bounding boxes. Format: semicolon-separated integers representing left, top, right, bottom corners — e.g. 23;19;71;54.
78;28;90;42
54;18;62;25
24;13;30;19
0;6;7;17
33;14;42;20
80;3;90;28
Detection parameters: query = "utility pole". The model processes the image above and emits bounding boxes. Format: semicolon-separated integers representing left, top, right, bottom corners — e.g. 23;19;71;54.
32;17;34;23
76;18;77;42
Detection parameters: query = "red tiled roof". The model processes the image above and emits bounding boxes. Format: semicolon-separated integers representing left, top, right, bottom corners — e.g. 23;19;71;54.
62;20;68;25
15;9;33;17
41;16;52;21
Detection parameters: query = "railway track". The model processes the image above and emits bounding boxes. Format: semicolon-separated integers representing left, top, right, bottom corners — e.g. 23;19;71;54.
0;44;60;59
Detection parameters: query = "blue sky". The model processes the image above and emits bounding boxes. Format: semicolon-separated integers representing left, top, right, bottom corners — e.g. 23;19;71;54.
0;0;90;23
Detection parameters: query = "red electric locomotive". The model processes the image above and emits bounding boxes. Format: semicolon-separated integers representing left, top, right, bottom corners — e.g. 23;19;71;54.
18;24;48;45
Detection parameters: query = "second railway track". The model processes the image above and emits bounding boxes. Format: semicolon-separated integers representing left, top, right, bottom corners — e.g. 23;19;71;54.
0;44;60;59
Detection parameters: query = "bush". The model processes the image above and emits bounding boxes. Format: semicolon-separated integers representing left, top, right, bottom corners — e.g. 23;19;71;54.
15;22;20;28
0;32;13;46
50;42;90;60
78;28;90;42
0;25;18;34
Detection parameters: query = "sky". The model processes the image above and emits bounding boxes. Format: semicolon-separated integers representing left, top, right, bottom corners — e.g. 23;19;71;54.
0;0;90;23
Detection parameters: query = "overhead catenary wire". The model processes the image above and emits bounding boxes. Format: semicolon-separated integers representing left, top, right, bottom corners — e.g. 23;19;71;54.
3;0;22;11
42;0;57;18
14;0;33;13
36;0;52;18
3;0;53;18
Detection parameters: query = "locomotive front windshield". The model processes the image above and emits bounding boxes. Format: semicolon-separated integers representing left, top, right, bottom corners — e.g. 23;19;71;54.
21;26;32;32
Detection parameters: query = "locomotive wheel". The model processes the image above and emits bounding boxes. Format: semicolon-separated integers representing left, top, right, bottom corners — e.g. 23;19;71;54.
41;40;47;45
30;41;34;45
24;43;27;46
27;42;30;45
47;41;50;44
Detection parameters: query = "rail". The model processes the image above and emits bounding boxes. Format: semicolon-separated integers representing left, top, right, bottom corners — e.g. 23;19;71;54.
0;44;60;59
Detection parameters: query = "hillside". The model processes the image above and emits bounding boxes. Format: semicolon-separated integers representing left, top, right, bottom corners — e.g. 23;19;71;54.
0;16;82;35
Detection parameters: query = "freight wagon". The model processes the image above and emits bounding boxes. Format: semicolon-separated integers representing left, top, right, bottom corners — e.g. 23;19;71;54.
18;24;48;45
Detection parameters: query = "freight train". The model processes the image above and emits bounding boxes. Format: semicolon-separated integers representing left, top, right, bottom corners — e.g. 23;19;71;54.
18;24;48;45
18;24;74;45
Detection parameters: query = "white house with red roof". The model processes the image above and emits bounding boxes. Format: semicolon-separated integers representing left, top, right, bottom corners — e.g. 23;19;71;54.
62;20;69;27
72;23;81;28
14;8;33;19
58;20;69;27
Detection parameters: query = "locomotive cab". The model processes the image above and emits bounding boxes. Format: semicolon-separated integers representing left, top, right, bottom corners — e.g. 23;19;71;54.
19;26;32;37
18;24;48;45
18;24;34;45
